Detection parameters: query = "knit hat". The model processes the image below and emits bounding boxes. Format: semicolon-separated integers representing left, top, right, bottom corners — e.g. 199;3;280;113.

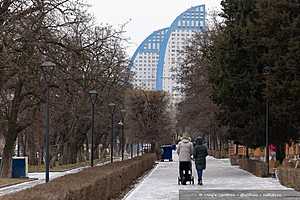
195;137;203;145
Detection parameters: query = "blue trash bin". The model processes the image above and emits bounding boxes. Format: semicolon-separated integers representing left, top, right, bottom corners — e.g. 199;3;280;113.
172;144;176;150
161;145;173;161
0;157;28;178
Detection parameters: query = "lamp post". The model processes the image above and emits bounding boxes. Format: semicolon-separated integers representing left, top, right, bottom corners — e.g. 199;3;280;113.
263;65;271;175
89;90;98;167
118;121;124;159
108;103;116;163
119;109;126;161
41;61;56;183
266;98;269;174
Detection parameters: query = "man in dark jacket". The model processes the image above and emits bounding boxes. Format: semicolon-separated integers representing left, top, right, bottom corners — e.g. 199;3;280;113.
193;137;208;185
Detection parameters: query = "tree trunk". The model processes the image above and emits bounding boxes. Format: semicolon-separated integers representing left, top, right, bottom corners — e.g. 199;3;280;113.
141;142;144;155
150;142;156;153
85;138;89;161
137;143;140;156
62;143;77;164
28;132;38;165
23;133;27;156
100;144;108;160
77;146;85;162
1;82;23;177
0;139;15;178
50;154;57;167
246;146;249;159
17;136;20;157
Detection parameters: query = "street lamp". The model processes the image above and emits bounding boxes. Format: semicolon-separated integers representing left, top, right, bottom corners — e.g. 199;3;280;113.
40;61;56;183
118;121;124;159
89;90;98;167
108;103;116;163
130;142;133;159
263;65;271;175
119;109;126;161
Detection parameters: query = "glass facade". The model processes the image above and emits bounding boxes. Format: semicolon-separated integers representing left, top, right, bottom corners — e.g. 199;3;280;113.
130;5;206;104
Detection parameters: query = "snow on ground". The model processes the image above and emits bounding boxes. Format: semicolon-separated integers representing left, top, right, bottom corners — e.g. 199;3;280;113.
123;153;292;200
0;165;90;196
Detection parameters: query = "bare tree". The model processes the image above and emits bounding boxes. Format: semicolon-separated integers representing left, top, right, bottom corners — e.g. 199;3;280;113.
0;0;130;177
126;90;173;153
176;18;227;149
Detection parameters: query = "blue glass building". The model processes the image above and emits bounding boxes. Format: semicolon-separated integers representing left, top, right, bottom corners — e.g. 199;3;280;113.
131;5;206;104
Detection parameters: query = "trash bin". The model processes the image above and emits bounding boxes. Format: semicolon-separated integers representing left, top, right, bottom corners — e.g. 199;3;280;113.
172;144;176;150
12;157;28;178
161;145;173;161
0;157;28;178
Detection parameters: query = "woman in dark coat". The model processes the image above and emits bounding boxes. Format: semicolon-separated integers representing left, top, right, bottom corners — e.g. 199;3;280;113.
193;137;208;185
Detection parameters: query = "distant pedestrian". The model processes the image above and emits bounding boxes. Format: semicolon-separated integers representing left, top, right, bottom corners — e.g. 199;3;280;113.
193;137;208;185
177;134;193;185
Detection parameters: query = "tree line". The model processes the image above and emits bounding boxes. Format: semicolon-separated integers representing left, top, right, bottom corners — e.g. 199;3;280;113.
0;0;172;178
177;0;300;158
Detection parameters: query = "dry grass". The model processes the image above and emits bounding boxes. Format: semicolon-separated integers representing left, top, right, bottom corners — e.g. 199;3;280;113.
0;179;32;188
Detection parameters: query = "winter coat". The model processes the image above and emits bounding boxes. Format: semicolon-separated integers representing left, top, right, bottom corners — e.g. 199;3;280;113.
177;139;193;162
193;144;208;170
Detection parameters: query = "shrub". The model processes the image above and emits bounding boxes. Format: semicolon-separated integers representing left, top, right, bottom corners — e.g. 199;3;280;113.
2;154;156;200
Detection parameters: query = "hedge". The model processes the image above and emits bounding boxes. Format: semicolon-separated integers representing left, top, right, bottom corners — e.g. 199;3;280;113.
2;154;156;200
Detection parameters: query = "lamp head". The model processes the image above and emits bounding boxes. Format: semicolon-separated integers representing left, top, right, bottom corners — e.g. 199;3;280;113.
41;61;56;81
88;90;98;105
108;102;116;107
120;109;126;114
41;61;56;72
108;102;116;113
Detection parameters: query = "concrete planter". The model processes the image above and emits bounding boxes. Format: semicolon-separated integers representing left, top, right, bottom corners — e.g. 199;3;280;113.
230;156;240;166
278;167;300;191
295;169;300;191
239;158;268;177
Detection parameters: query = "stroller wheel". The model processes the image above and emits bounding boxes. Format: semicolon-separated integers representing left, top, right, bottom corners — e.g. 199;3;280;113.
178;177;180;185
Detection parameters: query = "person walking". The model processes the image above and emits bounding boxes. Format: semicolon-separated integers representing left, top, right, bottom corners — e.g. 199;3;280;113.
177;135;193;185
193;137;208;185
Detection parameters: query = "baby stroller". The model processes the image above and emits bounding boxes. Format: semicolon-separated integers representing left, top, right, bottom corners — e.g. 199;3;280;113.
178;161;194;185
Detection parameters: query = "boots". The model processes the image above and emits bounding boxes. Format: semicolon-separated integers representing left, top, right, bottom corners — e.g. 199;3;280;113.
198;179;203;185
182;177;187;185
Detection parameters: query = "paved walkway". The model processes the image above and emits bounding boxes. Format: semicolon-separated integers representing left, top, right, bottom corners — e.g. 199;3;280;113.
123;153;294;200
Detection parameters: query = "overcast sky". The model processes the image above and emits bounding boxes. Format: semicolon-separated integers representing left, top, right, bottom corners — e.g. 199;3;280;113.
88;0;222;56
